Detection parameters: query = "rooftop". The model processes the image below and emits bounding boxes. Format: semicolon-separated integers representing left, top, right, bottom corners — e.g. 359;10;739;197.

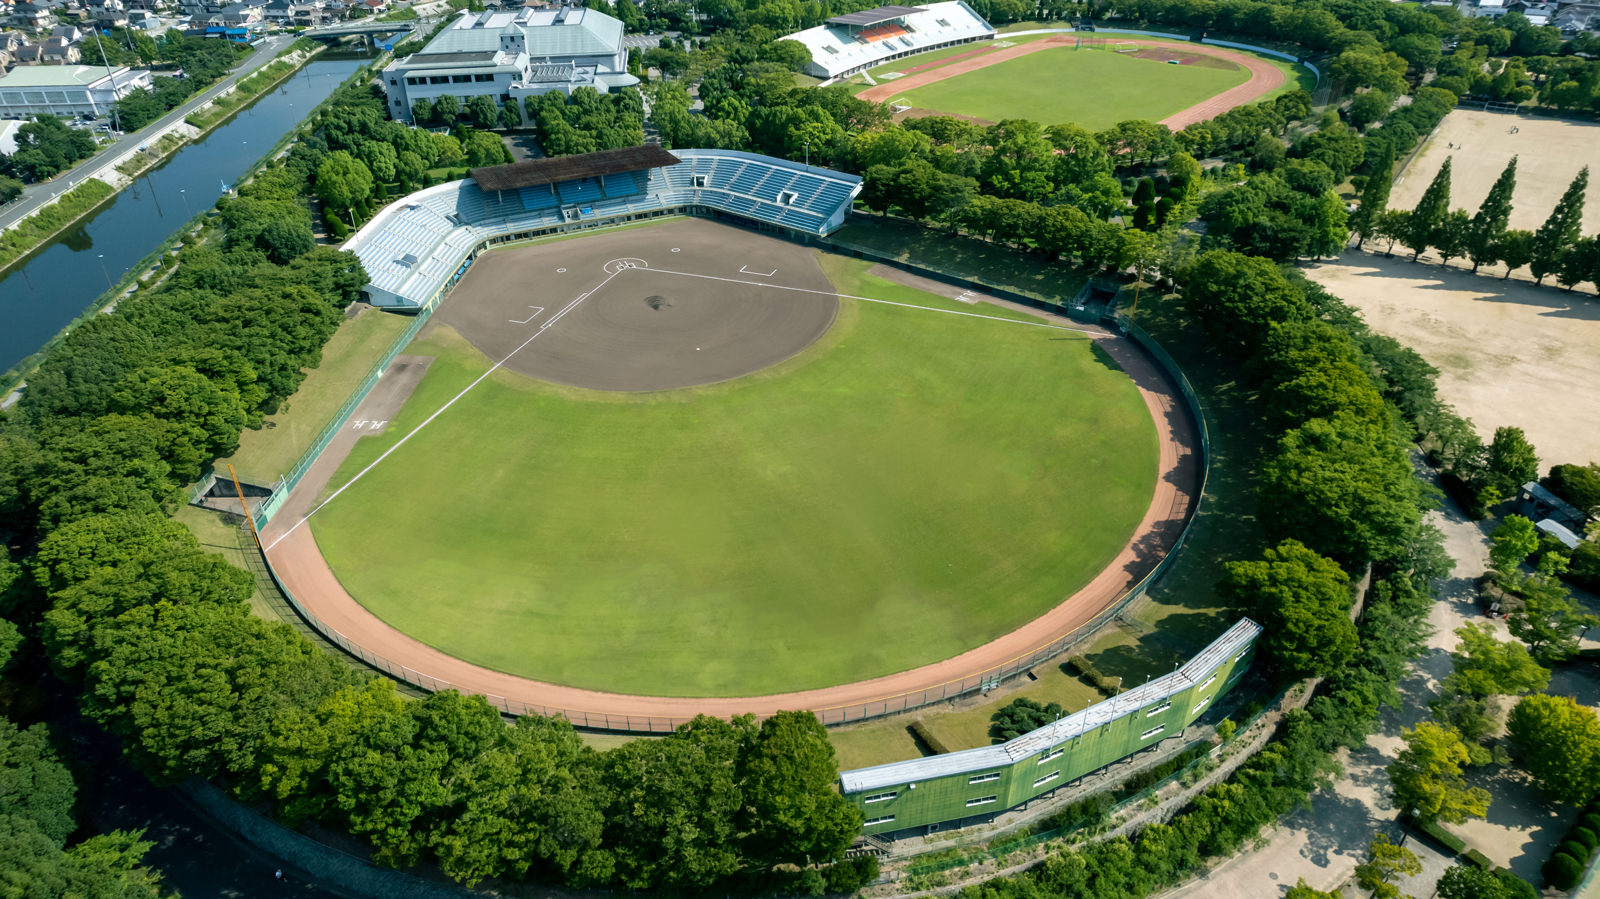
471;144;680;190
827;4;921;25
0;63;133;87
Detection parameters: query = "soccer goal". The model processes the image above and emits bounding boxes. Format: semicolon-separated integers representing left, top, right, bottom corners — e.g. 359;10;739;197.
1113;41;1140;53
889;97;914;113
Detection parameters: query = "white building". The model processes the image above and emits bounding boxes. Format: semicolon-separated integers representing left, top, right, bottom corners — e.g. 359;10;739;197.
380;5;638;124
780;1;994;82
0;63;150;119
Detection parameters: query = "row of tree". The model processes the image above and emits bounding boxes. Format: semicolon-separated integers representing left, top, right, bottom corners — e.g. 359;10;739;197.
0;74;873;897
1356;153;1600;289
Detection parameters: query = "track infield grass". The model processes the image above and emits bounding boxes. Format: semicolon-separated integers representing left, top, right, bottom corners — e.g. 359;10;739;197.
309;255;1156;697
891;47;1248;129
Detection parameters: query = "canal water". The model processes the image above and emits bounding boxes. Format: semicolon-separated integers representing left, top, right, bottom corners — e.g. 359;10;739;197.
0;55;369;376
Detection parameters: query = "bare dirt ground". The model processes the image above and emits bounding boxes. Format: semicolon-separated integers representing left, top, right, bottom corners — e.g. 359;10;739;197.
259;231;1203;727
1308;250;1600;466
433;218;837;391
861;37;1284;131
1391;109;1600;233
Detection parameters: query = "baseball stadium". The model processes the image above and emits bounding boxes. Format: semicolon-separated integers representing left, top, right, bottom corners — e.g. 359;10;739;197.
221;136;1252;835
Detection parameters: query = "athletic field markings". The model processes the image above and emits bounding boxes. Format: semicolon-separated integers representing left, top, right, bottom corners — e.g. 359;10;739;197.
263;266;628;552
644;267;1103;335
265;263;1100;549
509;305;545;324
739;265;778;277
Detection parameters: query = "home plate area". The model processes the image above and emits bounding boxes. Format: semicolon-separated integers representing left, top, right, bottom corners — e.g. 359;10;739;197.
429;219;841;392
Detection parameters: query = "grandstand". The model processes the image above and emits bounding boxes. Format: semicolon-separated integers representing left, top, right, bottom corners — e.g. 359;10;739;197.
781;1;995;82
839;618;1261;837
346;146;864;310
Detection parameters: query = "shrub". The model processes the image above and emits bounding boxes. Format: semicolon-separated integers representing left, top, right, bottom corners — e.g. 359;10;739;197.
1544;852;1585;890
1559;840;1593;865
909;720;950;755
1569;827;1599;852
1582;812;1600;835
1463;848;1493;869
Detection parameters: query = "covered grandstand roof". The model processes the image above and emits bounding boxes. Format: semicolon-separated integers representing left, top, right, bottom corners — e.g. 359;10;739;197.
471;145;681;191
827;4;922;25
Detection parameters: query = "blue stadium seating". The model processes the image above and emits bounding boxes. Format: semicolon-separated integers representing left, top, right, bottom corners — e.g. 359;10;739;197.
350;149;861;309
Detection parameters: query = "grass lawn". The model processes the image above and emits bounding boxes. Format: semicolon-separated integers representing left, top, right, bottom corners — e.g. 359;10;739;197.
828;216;1088;302
893;47;1248;130
312;255;1156;697
217;307;410;485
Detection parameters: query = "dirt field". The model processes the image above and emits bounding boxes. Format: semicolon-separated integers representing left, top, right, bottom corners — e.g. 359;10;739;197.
859;36;1284;131
1391;109;1600;233
435;218;837;391
1308;250;1600;466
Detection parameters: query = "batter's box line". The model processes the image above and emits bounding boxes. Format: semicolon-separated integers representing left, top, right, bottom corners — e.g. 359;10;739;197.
739;265;778;277
509;305;546;324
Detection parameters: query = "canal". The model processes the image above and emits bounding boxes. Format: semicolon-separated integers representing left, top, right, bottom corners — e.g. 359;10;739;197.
0;55;369;376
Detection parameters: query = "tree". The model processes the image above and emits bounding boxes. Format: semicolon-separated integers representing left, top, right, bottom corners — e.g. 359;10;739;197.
1544;464;1600;516
1438;864;1538;899
1286;879;1341;899
466;95;500;130
1218;540;1356;678
1482;426;1539;502
461;131;507;168
1496;229;1535;278
738;711;861;868
0;719;77;844
1443;622;1549;698
433;93;460;123
1347;90;1392;130
989;697;1066;743
0;175;22;204
1507;694;1600;803
1465;157;1517;272
314;151;374;220
1356;833;1422;899
1531;167;1588;284
0;816;163;899
1178;251;1310;352
1387;722;1491;823
410;97;434;125
1403;158;1453;260
1351;145;1395;244
1508;574;1597;664
1488;516;1541;581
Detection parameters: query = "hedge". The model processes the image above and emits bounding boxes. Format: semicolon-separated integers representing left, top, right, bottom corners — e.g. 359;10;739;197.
910;719;951;755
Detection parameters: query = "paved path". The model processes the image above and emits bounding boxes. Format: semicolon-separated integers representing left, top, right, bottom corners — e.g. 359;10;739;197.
0;35;292;232
259;294;1203;729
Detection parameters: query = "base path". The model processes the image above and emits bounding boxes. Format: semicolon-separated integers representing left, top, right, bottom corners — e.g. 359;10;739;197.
259;297;1201;731
859;35;1285;131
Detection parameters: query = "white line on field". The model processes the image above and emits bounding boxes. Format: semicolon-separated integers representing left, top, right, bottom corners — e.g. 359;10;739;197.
263;267;624;552
644;267;1102;335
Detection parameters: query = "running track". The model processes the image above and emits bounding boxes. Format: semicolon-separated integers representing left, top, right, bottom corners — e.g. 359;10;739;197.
260;302;1202;730
858;35;1286;131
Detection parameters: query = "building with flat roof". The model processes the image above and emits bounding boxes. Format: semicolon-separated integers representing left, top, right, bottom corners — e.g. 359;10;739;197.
0;63;150;119
380;4;638;124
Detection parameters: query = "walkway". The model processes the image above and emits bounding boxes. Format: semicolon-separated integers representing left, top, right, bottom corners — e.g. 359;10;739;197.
0;35;292;233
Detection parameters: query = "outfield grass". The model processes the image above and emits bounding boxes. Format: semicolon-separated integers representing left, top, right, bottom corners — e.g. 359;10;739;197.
217;307;410;485
312;255;1157;697
893;47;1248;129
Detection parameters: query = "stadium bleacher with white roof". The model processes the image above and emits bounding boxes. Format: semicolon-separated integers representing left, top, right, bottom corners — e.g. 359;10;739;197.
345;146;863;310
781;1;995;82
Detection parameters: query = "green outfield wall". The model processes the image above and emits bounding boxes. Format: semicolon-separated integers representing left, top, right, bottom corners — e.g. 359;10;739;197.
840;618;1261;835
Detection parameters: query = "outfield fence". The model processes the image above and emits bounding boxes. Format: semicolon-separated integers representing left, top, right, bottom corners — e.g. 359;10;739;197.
241;220;1212;734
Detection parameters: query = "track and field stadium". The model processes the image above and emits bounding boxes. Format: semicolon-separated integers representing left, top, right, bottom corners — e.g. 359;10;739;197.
251;147;1204;731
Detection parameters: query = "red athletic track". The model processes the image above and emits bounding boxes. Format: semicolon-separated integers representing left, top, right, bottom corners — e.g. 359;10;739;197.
858;35;1286;131
260;314;1202;729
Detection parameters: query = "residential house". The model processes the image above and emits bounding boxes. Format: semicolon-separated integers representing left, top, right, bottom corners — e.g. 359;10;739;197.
353;0;384;15
261;0;292;24
12;2;52;31
48;23;81;42
41;36;80;62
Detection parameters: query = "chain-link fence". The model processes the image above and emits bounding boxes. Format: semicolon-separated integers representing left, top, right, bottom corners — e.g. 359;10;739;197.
247;226;1213;733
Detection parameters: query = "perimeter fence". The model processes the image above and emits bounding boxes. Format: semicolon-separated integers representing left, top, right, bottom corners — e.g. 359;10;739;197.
242;222;1212;734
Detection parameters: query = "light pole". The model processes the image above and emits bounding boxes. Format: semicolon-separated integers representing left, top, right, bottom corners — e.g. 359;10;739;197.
803;140;810;169
93;32;122;134
97;254;112;290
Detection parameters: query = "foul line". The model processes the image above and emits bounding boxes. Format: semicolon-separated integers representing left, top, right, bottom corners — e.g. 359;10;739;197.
264;265;1099;550
263;267;624;552
648;268;1102;335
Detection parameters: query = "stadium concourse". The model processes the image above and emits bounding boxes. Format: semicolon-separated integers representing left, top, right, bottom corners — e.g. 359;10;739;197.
344;145;863;310
780;1;997;82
